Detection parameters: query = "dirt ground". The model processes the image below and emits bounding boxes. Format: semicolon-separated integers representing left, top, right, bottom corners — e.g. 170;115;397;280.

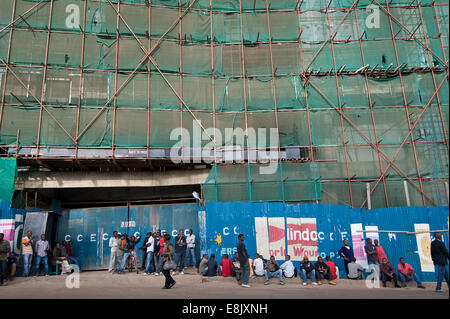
0;267;448;299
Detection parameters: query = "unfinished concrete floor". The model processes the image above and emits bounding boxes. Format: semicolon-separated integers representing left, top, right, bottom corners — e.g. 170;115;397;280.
0;267;448;299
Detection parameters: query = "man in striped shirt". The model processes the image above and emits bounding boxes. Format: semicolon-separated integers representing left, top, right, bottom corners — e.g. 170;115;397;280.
21;231;33;277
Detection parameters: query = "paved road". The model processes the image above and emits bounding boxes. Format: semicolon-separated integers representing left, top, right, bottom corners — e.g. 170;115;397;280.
0;268;448;299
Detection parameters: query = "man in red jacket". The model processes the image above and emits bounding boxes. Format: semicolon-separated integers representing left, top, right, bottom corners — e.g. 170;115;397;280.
325;256;338;280
220;254;232;277
374;239;388;264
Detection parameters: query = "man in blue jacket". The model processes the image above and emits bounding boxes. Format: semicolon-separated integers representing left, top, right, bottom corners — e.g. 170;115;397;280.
338;239;354;278
431;232;449;292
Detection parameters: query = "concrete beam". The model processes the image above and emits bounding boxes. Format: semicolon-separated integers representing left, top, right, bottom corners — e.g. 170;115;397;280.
16;169;211;189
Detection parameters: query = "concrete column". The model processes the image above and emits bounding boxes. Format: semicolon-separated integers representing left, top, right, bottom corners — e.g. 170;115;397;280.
366;183;372;210
403;180;411;207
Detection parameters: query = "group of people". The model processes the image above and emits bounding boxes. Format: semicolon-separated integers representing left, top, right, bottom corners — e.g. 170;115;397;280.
108;228;196;289
0;230;80;286
197;234;338;287
337;233;449;292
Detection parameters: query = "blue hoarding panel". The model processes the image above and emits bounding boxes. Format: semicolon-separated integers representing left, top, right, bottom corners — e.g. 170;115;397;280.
56;203;198;270
202;203;449;282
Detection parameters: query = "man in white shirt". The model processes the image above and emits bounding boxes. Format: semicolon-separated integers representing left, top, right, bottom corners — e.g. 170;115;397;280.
280;255;296;278
253;254;265;277
186;229;196;268
108;231;119;273
144;233;155;275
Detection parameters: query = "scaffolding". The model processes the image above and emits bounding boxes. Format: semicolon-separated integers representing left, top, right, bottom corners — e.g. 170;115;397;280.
0;0;448;208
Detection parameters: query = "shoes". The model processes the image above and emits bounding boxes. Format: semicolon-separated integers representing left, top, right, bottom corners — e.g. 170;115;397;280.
328;281;336;285
154;273;159;276
435;289;444;293
264;281;270;285
180;271;184;275
317;281;322;285
143;273;148;276
395;284;401;288
312;282;318;285
303;282;307;286
169;281;176;288
280;281;285;285
418;285;426;289
237;281;242;285
241;284;251;288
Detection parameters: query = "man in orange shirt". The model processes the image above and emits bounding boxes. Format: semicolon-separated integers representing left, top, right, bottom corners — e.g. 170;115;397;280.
21;231;33;277
374;239;388;264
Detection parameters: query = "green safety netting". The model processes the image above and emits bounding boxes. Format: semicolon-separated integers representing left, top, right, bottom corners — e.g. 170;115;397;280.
0;158;17;201
202;162;321;202
0;0;448;207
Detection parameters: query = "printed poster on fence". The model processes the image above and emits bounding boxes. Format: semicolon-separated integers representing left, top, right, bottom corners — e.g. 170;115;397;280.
414;224;434;272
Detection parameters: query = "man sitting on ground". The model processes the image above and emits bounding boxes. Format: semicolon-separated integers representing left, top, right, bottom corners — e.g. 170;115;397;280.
397;257;425;289
315;256;336;285
199;254;208;276
253;253;265;278
220;254;232;277
280;255;296;278
206;254;218;277
325;256;337;280
264;256;284;285
347;257;364;280
300;256;317;286
380;258;400;288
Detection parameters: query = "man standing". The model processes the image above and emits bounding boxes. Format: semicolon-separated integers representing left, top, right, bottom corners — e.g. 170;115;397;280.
0;233;11;286
397;257;425;288
338;239;354;278
153;232;161;275
34;234;50;276
364;238;379;277
280;255;296;278
108;231;119;273
374;239;388;264
380;258;400;288
144;232;155;275
315;256;336;285
140;232;152;270
186;229;196;268
174;229;187;275
300;256;317;285
430;232;449;292
264;256;284;285
21;230;33;277
237;234;250;288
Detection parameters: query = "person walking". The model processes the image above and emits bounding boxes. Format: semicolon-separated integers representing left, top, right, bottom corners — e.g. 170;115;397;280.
34;234;50;276
237;234;250;288
338;239;354;278
21;230;34;277
0;233;11;286
108;231;119;273
186;229;196;268
431;232;449;292
162;234;176;289
174;229;187;275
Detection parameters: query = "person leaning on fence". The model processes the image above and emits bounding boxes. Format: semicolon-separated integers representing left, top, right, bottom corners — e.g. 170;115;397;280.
237;233;251;288
431;232;449;293
397;257;425;289
0;233;11;286
280;255;296;278
380;258;400;288
300;256;317;286
338;239;354;278
347;258;364;280
264;256;284;285
21;231;33;277
34;234;50;276
108;231;119;273
315;256;336;285
162;234;176;289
